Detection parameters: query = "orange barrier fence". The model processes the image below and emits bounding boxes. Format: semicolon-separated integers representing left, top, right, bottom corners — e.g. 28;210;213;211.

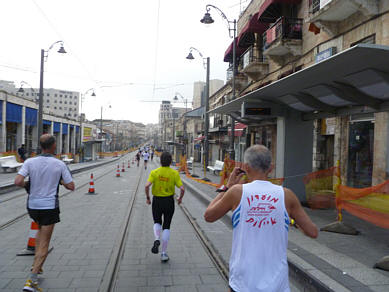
303;165;340;209
337;181;389;229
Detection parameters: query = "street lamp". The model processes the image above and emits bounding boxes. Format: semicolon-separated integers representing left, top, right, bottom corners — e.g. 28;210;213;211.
186;47;210;175
18;81;37;100
201;4;237;160
79;88;96;154
37;40;67;152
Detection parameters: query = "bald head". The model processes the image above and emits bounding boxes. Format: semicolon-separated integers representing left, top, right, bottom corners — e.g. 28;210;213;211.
40;134;56;151
244;145;272;173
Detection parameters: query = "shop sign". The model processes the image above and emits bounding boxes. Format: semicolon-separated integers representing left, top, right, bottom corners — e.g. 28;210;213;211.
321;118;336;135
83;127;92;142
315;47;337;63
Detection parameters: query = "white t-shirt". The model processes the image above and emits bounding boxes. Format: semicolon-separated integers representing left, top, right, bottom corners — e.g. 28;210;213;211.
143;152;150;161
18;155;73;209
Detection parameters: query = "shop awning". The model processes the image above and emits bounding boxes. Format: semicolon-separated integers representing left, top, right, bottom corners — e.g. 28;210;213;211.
257;0;302;23
25;107;37;126
228;122;247;137
6;102;22;123
211;44;389;123
194;136;205;142
53;122;61;133
237;12;269;48
62;123;68;135
224;41;247;63
76;126;80;133
43;120;52;126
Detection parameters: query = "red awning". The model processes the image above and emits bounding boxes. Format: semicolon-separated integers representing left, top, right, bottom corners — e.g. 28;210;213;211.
224;41;247;63
228;123;247;137
257;0;302;23
194;136;205;142
237;12;269;48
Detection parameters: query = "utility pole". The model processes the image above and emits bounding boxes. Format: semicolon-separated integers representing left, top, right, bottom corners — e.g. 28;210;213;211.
204;57;210;169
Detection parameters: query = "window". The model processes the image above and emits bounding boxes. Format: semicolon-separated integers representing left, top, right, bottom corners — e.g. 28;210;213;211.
74;96;77;99
74;102;77;105
54;94;57;97
54;100;57;103
59;94;62;97
69;108;72;111
74;114;77;117
46;99;50;103
64;101;67;104
46;106;50;108
54;107;57;109
60;101;62;104
26;93;29;96
69;102;72;105
64;107;67;110
351;34;376;47
59;107;62;110
47;93;50;96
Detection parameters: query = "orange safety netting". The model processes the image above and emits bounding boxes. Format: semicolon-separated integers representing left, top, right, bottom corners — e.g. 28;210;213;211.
303;166;340;209
337;181;389;229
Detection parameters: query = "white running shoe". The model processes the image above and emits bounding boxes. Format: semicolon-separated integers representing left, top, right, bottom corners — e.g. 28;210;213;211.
161;252;169;262
23;279;42;292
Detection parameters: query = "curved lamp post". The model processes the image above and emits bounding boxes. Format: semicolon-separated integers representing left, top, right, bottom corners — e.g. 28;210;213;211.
201;4;237;160
18;81;37;100
37;41;67;152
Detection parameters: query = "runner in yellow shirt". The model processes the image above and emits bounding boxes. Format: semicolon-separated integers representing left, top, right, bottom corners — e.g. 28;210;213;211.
145;151;185;262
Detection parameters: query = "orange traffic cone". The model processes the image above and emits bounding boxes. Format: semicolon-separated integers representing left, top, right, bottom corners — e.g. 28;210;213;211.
122;162;125;172
17;221;39;255
116;165;120;177
128;160;131;168
88;173;95;194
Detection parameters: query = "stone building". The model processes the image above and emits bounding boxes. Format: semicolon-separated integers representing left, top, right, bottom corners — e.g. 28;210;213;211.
209;0;389;196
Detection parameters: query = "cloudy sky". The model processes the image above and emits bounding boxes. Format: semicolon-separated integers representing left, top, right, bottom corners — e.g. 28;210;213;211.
0;0;248;124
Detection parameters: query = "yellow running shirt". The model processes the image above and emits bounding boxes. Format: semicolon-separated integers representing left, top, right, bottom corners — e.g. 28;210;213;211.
147;166;183;197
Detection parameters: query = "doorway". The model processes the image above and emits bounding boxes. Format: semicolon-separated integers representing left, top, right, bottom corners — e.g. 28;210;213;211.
347;121;374;188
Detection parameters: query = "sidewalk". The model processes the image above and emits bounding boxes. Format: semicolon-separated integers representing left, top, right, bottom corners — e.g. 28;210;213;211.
180;164;389;292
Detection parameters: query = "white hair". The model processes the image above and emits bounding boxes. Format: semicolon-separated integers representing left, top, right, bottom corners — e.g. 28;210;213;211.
244;145;272;173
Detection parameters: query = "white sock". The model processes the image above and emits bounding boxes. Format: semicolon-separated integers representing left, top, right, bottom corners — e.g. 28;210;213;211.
153;223;162;241
161;229;170;253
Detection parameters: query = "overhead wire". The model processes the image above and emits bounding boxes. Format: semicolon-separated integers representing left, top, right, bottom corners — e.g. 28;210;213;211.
152;0;161;98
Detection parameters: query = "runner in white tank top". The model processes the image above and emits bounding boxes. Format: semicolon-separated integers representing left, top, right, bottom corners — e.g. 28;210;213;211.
204;145;318;292
229;180;290;292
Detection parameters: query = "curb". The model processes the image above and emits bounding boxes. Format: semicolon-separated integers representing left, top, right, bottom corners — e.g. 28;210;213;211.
0;156;124;195
181;176;334;292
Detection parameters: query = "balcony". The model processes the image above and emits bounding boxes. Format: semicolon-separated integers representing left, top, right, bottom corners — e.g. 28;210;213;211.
262;17;303;63
241;45;269;81
226;66;248;92
308;0;379;36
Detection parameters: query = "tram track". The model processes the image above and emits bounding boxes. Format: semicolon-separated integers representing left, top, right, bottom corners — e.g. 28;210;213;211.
0;154;133;231
100;158;229;292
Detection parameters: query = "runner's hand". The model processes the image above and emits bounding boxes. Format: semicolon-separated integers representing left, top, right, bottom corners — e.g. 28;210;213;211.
177;197;182;205
227;167;246;188
146;198;151;205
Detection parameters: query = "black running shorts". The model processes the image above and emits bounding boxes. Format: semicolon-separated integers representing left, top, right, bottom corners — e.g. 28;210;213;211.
28;208;60;226
152;195;175;229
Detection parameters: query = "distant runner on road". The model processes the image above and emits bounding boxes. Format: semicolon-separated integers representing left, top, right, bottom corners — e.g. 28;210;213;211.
145;151;185;262
136;151;141;167
143;151;150;170
204;145;318;292
15;134;75;292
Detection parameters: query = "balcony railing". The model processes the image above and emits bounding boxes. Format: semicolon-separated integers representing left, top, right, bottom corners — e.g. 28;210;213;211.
242;45;267;69
262;17;303;51
310;0;321;13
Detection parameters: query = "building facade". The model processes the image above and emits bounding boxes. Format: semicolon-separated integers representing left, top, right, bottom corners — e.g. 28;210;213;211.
0;80;80;119
209;0;389;195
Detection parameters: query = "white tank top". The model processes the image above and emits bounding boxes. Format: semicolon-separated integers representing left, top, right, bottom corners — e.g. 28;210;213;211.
229;180;290;292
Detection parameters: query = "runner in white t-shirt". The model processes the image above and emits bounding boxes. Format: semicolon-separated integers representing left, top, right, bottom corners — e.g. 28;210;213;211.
15;134;75;292
143;151;150;169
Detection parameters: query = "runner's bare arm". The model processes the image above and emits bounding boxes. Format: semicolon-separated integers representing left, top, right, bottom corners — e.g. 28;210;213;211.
204;184;242;222
284;188;318;238
145;181;152;204
14;174;25;187
63;181;75;191
177;186;185;204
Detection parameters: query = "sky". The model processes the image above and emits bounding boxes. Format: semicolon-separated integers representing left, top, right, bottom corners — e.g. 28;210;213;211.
0;0;249;124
